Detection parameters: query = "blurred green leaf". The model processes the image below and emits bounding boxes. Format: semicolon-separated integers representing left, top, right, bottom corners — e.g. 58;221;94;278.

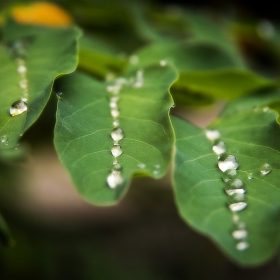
0;213;12;246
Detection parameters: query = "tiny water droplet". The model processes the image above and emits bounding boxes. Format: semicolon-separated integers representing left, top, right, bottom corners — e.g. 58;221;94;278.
223;169;238;183
113;120;120;127
111;108;120;118
10;100;28;116
205;129;221;141
107;170;123;188
232;229;248;240
19;79;28;89
260;163;271;175
137;163;146;169
218;154;239;173
263;106;269;112
153;170;160;175
21;97;28;102
112;162;122;171
107;84;122;94
1;135;8;144
56;92;63;100
111;127;124;142
160;60;167;66
111;144;123;157
247;172;253;180
155;164;160;169
236;241;249;251
17;65;27;74
110;101;118;109
212;141;226;155
229;202;247;212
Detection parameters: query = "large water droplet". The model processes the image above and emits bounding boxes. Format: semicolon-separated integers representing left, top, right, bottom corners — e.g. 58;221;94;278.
236;241;249;251
229;202;247;212
212;141;226;155
225;188;245;196
232;229;248;239
205;129;221;141
10;100;28;116
111;127;124;142
260;163;271;175
218;154;239;172
111;144;123;157
107;170;123;188
223;169;238;183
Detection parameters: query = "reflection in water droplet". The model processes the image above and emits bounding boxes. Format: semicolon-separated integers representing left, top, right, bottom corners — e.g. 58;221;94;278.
56;92;63;100
111;144;123;157
236;241;249;251
229;202;247;212
223;169;237;183
10;100;28;116
232;229;248;239
205;129;221;141
107;170;123;189
138;163;146;169
218;154;239;172
212;141;226;155
111;127;124;142
260;163;271;175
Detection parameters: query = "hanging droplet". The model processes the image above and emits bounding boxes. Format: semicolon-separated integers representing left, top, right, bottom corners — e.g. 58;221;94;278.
111;127;124;142
137;163;146;169
218;154;239;172
236;241;249;251
1;135;8;144
111;144;123;157
232;229;248;239
107;170;123;188
260;163;271;175
222;169;238;183
229;202;247;212
56;92;63;100
10;100;28;116
205;129;221;141
212;141;226;155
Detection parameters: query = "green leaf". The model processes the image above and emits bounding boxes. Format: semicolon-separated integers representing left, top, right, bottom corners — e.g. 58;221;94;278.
172;99;280;265
0;21;80;150
0;213;12;246
54;65;177;205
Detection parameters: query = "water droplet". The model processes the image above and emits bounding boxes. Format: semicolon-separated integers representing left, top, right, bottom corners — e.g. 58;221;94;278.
232;229;248;239
137;163;146;169
111;108;120;118
153;170;160;175
107;170;123;188
212;141;226;155
229;192;246;203
160;60;167;66
111;144;123;157
256;20;274;40
205;129;221;141
1;135;8;144
10;100;28;116
17;65;27;74
247;172;253;180
222;169;238;183
227;178;244;189
229;202;247;212
225;188;245;196
260;163;271;175
107;84;122;94
110;101;118;109
56;92;63;100
236;241;249;251
112;162;122;171
129;55;139;65
113;120;120;127
218;154;239;172
155;164;160;169
111;127;124;142
263;106;269;112
19;79;28;89
133;70;144;88
21;97;28;102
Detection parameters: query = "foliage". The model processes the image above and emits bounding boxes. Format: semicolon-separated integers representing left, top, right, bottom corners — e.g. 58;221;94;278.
1;0;280;267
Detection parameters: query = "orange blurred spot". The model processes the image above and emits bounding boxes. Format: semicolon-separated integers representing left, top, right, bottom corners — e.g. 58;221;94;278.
11;2;72;27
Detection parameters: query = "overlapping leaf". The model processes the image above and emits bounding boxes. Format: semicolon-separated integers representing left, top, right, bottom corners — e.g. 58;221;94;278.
172;90;280;265
0;21;80;150
54;65;177;204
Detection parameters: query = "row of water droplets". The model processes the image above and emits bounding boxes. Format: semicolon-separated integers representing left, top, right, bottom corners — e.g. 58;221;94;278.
206;129;272;251
1;41;29;147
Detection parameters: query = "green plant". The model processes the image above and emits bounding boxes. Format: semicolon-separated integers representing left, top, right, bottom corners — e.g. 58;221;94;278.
1;0;280;268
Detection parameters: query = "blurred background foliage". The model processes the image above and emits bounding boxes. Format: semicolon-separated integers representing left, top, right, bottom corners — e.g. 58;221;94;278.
1;0;280;279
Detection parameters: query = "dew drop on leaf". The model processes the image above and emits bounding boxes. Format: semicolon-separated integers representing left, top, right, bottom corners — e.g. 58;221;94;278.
236;241;249;251
218;154;239;172
110;127;124;142
10;100;28;116
107;170;123;189
232;229;248;240
229;202;247;212
205;129;221;141
212;140;226;155
223;169;238;183
111;144;123;157
260;163;271;175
